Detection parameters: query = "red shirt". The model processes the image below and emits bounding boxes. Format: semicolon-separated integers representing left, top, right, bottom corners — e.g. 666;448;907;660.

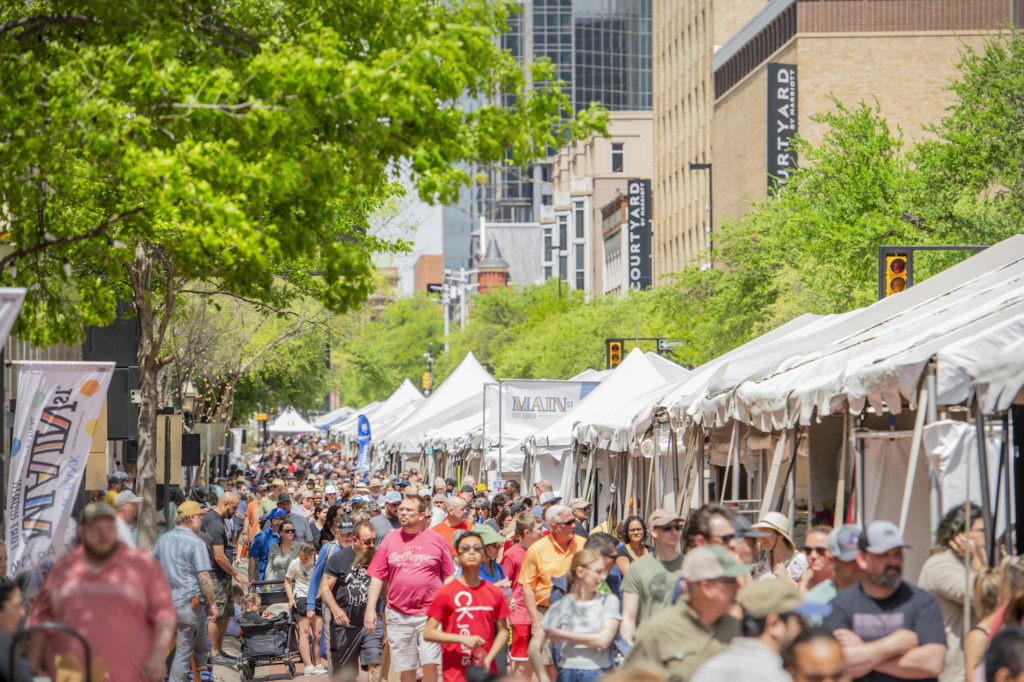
500;543;532;626
427;579;510;682
431;520;472;553
27;543;176;682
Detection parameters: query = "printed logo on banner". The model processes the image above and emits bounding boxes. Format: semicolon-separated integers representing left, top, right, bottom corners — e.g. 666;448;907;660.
356;414;371;471
6;363;114;583
627;180;652;290
503;381;600;424
767;63;798;194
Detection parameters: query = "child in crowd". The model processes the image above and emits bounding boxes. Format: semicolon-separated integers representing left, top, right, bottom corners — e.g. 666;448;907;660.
425;531;510;682
286;541;325;675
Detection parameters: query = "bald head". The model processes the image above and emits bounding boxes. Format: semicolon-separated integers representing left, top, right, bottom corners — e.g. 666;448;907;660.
217;492;239;519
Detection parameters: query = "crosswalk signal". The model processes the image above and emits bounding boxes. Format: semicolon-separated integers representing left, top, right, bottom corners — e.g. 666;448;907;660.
886;253;909;297
607;340;623;369
421;372;432;391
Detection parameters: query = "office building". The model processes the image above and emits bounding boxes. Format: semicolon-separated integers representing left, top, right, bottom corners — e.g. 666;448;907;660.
445;0;654;278
413;255;444;293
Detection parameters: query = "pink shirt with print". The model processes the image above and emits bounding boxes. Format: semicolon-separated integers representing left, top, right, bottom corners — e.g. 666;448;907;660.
27;543;176;682
367;527;455;615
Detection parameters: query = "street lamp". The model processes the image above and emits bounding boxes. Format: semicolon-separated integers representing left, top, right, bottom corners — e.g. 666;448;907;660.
689;162;713;268
181;381;198;414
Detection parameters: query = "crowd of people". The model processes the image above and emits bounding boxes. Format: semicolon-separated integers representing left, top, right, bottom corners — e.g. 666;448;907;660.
9;434;1024;682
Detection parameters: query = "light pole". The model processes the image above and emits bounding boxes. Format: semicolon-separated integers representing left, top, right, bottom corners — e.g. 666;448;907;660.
689;162;713;268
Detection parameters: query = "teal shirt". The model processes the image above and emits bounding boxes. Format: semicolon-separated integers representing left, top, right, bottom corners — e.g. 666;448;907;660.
803;578;839;625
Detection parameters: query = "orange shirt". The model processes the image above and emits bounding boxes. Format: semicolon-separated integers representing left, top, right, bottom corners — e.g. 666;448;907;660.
430;520;472;553
518;534;586;606
246;501;261;541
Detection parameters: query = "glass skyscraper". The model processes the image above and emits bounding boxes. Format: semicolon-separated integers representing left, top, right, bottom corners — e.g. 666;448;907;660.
447;0;652;271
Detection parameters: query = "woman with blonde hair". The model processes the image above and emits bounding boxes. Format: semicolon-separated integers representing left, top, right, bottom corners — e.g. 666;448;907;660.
529;549;622;682
965;565;1004;681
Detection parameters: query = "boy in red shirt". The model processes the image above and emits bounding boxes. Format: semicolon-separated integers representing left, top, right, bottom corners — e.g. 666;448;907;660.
425;531;510;682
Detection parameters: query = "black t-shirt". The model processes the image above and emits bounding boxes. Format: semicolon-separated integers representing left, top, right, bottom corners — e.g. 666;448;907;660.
823;581;946;682
201;509;234;579
324;546;382;622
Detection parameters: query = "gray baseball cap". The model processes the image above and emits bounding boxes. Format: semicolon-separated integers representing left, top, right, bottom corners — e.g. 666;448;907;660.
858;520;909;555
827;524;862;562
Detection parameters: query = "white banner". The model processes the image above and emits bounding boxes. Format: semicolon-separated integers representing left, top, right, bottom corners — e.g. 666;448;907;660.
6;361;114;580
500;380;599;427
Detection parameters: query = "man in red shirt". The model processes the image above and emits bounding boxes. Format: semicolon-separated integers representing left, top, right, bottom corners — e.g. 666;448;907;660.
365;494;455;682
500;512;544;677
431;496;471;553
425;531;510;682
27;502;177;682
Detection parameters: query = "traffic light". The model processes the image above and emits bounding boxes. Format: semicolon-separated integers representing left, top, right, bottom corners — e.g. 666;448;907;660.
607;340;623;369
885;253;910;297
421;372;432;391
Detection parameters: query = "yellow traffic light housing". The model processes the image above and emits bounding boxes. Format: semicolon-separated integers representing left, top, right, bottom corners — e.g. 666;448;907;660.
886;254;908;296
421;372;432;391
608;340;623;369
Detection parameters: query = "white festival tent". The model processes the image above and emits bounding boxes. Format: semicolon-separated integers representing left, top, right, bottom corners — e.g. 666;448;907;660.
526;349;689;464
313;405;355;430
377;352;496;460
598;235;1024;576
361;379;425;437
268;408;319;434
329;400;382;440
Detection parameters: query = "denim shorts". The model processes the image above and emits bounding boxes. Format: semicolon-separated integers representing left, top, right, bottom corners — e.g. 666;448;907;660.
556;668;607;682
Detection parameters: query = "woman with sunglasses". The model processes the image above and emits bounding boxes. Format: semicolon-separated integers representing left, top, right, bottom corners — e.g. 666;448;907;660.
615;516;650;579
425;531;510;682
529;549;621;682
265;521;300;581
319;506;344;547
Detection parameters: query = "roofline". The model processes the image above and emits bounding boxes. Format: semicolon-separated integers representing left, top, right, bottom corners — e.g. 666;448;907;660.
713;0;796;72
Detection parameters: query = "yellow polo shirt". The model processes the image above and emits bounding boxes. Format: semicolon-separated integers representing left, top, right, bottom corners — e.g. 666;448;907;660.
518;533;586;606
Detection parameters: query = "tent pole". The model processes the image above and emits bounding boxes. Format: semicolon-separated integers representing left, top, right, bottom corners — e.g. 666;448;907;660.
760;429;789;518
697;430;705;508
497;381;503;483
974;401;996;567
926;368;941;543
773;430;799;513
835;410;850;525
898;385;929;534
1005;412;1015;555
671;426;680;511
733;423;742;502
857;436;865;527
721;421;737;503
653;423;663;505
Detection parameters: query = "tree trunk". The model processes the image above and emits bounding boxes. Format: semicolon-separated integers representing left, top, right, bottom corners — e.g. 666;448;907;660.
128;245;158;549
126;243;175;550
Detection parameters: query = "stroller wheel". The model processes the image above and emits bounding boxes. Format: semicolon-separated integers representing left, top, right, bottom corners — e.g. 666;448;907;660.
287;661;297;678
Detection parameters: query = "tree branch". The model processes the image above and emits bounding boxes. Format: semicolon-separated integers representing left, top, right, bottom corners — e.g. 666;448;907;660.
0;13;102;39
0;206;144;272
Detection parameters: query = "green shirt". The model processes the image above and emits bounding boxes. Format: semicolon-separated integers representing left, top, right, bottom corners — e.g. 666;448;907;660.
621;551;684;625
624;595;741;682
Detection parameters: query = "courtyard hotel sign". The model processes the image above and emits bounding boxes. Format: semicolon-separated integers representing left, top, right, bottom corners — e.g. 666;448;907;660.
767;63;797;194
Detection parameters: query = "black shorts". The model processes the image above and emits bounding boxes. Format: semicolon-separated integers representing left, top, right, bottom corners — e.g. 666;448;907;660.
329;615;383;670
292;598;322;620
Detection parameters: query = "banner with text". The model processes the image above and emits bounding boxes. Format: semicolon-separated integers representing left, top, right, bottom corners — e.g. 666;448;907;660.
6;362;114;581
627;179;652;290
767;63;798;194
500;380;599;432
356;414;372;471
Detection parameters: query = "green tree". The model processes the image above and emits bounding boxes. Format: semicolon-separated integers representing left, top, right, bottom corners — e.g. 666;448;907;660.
0;0;604;546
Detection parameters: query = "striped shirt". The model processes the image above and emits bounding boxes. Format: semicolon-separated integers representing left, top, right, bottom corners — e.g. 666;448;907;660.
153;525;213;608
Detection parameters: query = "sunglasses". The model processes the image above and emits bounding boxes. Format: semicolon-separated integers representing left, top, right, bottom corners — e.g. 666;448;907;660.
712;534;736;544
458;545;484;554
553;520;576;527
282;529;295;534
803;546;829;555
657;523;684;532
360;538;376;546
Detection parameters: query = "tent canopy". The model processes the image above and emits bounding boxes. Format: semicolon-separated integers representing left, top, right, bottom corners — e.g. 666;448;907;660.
313;405;355;429
679;235;1024;431
378;352;496;454
268;408;318;433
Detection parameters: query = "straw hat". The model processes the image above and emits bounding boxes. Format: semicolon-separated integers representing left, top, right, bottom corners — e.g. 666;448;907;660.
752;511;794;548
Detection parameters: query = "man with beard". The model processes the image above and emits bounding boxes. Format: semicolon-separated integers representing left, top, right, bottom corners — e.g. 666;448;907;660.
27;502;176;682
823;520;946;681
693;578;829;682
365;494;455;682
202;492;249;667
153;500;219;681
321;521;383;682
620;509;685;644
371;491;402;547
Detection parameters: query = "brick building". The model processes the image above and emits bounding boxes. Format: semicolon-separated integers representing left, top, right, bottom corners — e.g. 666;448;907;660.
413;254;443;293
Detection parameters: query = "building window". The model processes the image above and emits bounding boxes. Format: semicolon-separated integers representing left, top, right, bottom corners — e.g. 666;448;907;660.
574;202;585;239
558;214;568;250
611;142;624;173
574;244;584;289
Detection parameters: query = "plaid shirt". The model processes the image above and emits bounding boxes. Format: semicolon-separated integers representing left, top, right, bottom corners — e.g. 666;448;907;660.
153;525;213;608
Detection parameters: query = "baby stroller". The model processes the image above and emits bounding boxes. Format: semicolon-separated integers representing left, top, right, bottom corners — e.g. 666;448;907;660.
237;580;298;680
